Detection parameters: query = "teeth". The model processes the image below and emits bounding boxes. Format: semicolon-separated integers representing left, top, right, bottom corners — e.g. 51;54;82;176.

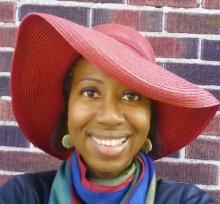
92;137;126;147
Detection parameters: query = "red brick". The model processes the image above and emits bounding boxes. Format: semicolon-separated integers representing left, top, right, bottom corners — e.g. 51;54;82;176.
201;40;220;61
163;63;220;86
0;175;12;187
19;5;90;26
0;2;16;23
0;150;62;172
0;76;10;96
92;9;163;32
0;27;17;47
0;99;15;121
202;0;220;9
208;190;220;204
155;161;219;185
0;126;29;147
165;13;220;34
129;0;198;8
186;139;220;160
148;37;198;58
203;114;220;136
0;50;13;72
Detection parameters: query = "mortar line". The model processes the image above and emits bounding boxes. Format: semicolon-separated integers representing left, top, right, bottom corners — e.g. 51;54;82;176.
157;157;220;165
198;38;202;59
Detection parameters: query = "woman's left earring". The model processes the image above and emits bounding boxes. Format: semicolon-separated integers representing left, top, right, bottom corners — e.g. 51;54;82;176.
62;134;73;149
142;138;152;153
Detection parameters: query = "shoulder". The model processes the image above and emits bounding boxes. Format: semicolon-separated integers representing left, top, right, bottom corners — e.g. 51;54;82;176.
0;170;56;204
155;179;215;204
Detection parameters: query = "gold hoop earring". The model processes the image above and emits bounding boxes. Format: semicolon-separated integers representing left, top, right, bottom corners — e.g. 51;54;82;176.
142;138;152;153
62;134;73;149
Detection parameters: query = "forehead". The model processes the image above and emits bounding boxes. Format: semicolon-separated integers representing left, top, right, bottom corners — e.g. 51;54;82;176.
71;57;126;88
73;57;105;78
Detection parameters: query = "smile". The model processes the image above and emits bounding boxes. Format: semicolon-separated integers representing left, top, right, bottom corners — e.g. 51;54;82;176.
91;136;127;147
88;130;130;156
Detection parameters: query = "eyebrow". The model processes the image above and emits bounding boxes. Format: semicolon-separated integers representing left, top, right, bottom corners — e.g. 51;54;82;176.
77;77;103;84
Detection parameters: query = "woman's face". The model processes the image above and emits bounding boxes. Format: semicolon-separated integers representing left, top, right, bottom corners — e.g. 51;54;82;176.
67;57;151;179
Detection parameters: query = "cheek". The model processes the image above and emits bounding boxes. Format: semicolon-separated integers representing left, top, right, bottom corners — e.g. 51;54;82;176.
130;109;151;134
67;101;94;139
128;107;151;151
125;107;151;155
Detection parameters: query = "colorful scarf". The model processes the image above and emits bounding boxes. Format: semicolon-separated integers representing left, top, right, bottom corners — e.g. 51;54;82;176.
48;151;156;204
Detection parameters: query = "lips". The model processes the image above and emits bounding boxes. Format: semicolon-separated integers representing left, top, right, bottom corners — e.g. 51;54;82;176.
88;130;130;156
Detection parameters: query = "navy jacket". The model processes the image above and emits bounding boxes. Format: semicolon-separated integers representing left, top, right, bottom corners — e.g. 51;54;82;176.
0;170;215;204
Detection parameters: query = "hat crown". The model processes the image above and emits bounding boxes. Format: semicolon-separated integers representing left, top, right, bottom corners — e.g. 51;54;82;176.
93;24;156;63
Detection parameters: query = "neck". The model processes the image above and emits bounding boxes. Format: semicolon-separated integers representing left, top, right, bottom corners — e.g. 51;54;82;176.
80;155;134;180
86;162;136;186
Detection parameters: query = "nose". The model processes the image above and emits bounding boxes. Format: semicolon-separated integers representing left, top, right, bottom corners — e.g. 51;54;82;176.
96;99;125;127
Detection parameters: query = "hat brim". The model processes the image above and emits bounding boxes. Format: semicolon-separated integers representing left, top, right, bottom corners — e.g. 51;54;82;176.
11;13;219;160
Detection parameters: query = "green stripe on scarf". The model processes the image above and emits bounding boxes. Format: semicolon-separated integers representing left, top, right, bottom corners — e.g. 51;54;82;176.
48;160;71;204
89;162;136;186
145;173;156;204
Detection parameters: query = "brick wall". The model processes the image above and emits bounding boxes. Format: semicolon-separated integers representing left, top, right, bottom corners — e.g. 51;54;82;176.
0;0;220;202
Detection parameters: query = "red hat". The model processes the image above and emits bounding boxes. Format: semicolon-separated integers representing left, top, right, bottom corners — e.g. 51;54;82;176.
11;12;219;160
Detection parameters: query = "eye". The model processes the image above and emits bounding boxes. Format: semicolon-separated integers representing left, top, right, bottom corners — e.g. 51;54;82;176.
80;87;100;98
122;91;141;101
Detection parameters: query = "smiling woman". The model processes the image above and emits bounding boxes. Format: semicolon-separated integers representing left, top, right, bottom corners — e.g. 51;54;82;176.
0;12;219;204
67;57;151;179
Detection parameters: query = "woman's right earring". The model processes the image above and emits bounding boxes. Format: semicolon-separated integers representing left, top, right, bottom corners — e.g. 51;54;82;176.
62;134;73;149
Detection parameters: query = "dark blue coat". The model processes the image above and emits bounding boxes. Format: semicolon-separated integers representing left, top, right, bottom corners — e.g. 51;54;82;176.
0;170;215;204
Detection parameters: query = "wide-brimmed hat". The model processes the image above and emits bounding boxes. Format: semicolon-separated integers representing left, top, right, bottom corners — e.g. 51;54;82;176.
11;12;219;160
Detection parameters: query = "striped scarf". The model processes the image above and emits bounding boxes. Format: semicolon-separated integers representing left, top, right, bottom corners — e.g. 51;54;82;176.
48;151;156;204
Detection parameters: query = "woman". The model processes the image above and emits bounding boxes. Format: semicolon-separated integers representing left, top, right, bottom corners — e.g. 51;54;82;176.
0;12;219;204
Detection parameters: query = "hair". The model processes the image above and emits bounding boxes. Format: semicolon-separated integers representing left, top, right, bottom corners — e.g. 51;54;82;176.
148;101;161;158
50;56;161;158
50;56;81;156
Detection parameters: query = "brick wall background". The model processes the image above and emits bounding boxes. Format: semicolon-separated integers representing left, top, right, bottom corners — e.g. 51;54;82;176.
0;0;220;203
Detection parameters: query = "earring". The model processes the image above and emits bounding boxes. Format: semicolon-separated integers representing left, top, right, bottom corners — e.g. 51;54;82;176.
62;134;73;149
142;138;152;153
